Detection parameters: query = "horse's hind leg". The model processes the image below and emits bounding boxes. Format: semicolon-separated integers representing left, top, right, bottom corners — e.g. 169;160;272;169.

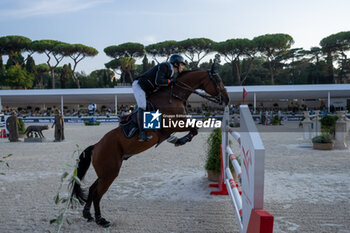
92;176;118;227
92;160;123;228
82;179;98;222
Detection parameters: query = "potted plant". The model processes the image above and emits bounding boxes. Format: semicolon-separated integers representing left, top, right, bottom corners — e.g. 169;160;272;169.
270;115;281;125
312;133;334;150
18;118;26;138
205;128;221;182
320;115;338;137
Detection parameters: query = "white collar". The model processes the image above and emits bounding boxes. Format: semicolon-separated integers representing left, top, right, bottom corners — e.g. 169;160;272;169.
169;63;175;77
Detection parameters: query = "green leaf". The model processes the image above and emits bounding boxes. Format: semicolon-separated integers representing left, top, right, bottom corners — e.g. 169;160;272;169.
66;218;72;225
49;219;56;224
72;197;79;203
63;163;73;168
54;194;60;204
61;172;69;181
72;176;81;185
0;172;5;175
56;213;64;224
73;168;77;177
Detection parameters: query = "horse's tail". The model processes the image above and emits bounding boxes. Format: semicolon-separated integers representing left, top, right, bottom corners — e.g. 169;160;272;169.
70;145;94;205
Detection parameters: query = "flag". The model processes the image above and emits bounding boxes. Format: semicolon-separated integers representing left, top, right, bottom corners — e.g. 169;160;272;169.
242;88;248;104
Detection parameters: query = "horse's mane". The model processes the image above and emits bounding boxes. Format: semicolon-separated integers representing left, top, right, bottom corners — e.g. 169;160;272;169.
177;68;206;79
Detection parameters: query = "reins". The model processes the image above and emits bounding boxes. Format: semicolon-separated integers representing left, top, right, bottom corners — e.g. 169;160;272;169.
172;71;223;104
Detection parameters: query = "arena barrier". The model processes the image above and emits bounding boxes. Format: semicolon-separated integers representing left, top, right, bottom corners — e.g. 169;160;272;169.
210;105;274;233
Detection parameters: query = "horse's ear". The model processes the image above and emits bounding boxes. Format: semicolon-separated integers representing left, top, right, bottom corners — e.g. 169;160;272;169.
210;54;221;74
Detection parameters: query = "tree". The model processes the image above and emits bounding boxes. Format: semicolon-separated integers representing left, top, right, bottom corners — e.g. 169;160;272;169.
0;35;32;66
141;55;152;73
104;42;144;83
35;63;50;89
320;31;350;83
214;38;257;85
4;65;34;89
145;40;179;63
6;53;24;69
84;69;115;88
304;47;327;84
178;38;214;68
25;56;36;75
104;42;144;58
57;64;72;88
253;33;294;85
320;31;350;60
57;43;98;88
307;47;324;64
273;48;305;84
105;57;136;84
30;40;69;89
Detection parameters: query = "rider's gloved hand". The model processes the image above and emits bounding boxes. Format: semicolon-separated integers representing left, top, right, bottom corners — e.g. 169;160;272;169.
169;77;176;84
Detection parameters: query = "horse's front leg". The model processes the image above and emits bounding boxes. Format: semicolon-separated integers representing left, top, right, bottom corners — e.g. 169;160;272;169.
167;127;198;147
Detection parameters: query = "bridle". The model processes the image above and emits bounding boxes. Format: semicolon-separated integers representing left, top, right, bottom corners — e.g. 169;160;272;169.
172;70;224;105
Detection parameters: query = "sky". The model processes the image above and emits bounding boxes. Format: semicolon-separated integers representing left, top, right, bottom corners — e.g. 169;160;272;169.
1;0;350;74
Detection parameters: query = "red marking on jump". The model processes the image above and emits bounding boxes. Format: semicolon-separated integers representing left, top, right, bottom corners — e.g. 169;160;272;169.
242;146;252;185
209;144;228;195
229;178;236;189
242;190;252;206
246;209;274;233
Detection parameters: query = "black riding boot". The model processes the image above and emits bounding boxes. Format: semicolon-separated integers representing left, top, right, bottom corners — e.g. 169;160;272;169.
137;108;152;142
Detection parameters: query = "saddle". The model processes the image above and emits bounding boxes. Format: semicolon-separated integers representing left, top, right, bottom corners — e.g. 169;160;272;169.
119;101;155;138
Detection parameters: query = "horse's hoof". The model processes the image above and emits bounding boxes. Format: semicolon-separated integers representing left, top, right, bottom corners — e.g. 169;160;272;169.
96;217;111;228
174;138;187;147
83;210;94;222
167;136;178;144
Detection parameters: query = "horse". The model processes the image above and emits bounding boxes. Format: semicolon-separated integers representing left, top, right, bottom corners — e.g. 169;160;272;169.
71;65;230;227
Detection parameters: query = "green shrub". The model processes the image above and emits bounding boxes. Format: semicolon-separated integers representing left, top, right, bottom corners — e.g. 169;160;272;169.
320;115;338;136
270;115;281;125
205;128;238;174
18;118;26;134
312;133;333;143
204;112;211;120
84;121;101;126
205;128;221;173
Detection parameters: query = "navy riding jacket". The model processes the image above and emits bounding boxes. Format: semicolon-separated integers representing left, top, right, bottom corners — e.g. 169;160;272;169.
136;62;174;94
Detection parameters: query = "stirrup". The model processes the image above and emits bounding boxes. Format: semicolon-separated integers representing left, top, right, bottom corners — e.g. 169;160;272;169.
138;131;152;142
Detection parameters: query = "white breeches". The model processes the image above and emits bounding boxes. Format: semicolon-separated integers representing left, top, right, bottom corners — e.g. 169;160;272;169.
132;80;147;109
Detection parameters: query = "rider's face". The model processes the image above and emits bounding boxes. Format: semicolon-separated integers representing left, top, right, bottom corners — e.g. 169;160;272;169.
178;63;184;73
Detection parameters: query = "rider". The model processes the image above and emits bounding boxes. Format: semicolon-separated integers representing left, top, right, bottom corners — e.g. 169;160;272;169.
132;54;186;142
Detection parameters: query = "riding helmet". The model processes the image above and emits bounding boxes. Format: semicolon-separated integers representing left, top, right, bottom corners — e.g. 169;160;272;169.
169;54;186;65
